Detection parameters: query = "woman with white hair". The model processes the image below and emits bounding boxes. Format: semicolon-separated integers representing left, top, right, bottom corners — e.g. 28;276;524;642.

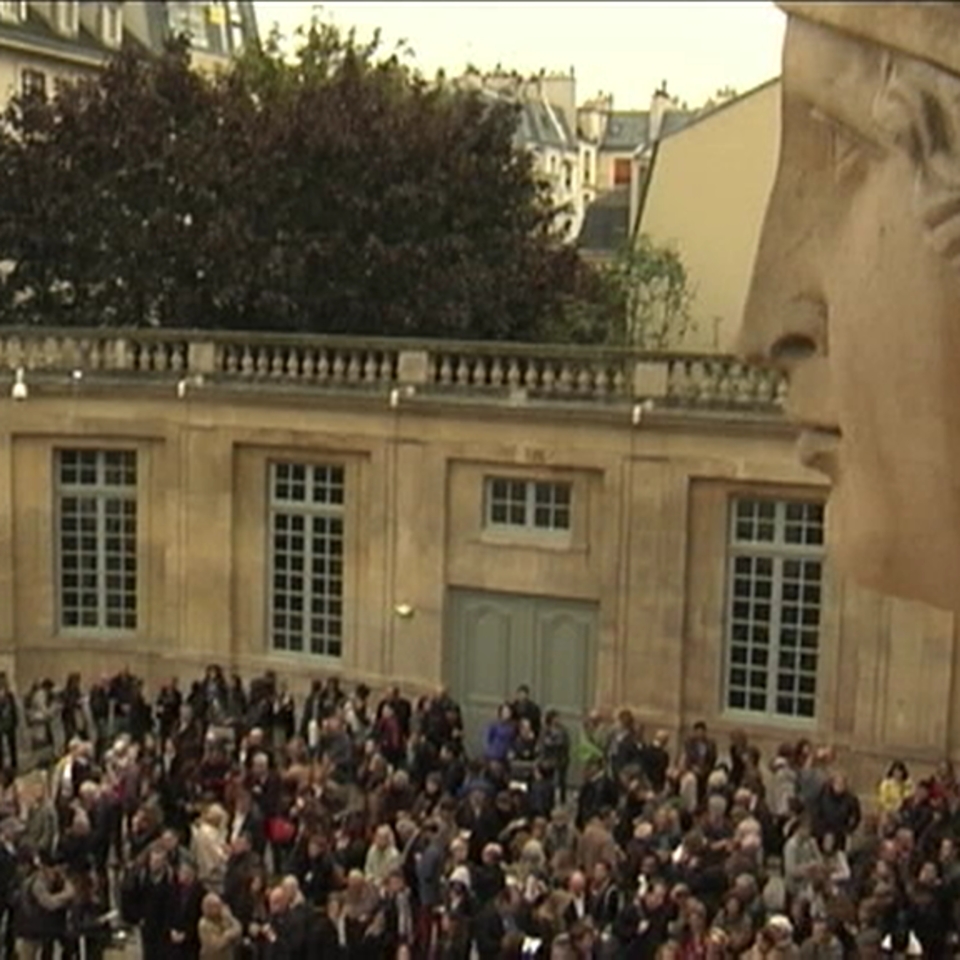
198;892;242;960
364;823;401;888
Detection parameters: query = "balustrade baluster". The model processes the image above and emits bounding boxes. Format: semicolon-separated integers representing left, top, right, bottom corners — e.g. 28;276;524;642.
715;363;734;405
594;367;609;395
346;352;361;381
155;344;170;373
438;356;452;384
666;360;689;401
316;350;330;381
299;348;315;380
41;337;60;369
6;337;22;371
576;366;592;394
541;363;556;392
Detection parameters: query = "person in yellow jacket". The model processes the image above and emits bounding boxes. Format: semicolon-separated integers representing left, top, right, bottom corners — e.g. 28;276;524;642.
877;760;914;815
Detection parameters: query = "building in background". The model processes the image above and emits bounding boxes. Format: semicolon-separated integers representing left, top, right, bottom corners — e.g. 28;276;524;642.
0;325;950;789
637;78;781;352
457;69;694;244
456;69;585;239
577;83;693;262
0;1;258;105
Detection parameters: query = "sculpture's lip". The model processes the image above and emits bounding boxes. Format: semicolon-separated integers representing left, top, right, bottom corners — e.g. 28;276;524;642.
796;421;841;437
796;424;841;474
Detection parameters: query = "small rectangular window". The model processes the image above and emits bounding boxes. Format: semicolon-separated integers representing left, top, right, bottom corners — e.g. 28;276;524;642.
168;0;211;50
102;3;123;47
57;0;79;36
0;1;25;22
21;70;46;99
485;477;572;533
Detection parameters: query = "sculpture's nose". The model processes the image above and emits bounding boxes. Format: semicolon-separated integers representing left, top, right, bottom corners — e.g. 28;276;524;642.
740;291;828;373
738;178;828;372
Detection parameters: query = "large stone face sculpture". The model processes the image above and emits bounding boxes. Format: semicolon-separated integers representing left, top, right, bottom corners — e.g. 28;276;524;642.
740;3;960;612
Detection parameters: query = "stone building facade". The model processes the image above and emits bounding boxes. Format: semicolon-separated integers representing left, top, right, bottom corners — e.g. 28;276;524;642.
0;328;951;785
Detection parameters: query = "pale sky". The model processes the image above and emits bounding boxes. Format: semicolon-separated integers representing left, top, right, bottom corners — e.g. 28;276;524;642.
253;2;786;110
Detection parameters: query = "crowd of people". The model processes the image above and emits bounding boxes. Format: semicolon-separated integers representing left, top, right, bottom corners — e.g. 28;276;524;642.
0;667;951;958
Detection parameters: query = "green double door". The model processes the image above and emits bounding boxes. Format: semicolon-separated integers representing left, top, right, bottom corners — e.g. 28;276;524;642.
445;588;597;774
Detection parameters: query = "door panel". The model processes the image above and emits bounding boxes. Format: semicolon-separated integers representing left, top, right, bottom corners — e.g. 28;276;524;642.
536;608;592;713
458;598;515;754
446;588;596;765
535;604;594;780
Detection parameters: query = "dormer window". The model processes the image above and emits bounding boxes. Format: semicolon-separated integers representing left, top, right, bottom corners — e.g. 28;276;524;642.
56;0;79;36
0;1;26;22
102;2;122;47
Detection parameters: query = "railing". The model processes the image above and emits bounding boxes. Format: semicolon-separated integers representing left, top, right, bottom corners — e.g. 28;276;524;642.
0;327;785;412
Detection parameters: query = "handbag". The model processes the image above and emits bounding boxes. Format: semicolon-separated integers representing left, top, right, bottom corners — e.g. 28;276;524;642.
266;816;296;845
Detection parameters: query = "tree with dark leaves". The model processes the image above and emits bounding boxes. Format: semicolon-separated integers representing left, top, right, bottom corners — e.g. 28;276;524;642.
0;21;619;342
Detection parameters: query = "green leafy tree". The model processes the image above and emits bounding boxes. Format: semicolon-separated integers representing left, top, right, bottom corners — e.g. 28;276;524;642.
0;20;602;341
553;236;695;347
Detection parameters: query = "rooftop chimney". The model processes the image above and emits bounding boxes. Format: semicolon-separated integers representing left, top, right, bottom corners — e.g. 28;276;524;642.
649;81;672;144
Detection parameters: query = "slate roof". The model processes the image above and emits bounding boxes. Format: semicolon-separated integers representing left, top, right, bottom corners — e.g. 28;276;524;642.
478;88;578;152
658;110;694;139
516;98;571;148
600;109;695;152
0;5;111;64
577;186;631;253
601;111;649;151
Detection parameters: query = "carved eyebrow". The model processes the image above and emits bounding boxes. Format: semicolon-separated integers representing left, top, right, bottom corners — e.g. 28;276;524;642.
808;105;887;158
920;90;951;155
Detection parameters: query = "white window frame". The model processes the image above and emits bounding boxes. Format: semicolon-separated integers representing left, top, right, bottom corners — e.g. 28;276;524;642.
55;449;138;635
0;2;26;22
484;477;572;534
20;68;46;99
167;1;210;50
101;2;123;47
723;496;826;723
268;461;346;659
57;0;79;36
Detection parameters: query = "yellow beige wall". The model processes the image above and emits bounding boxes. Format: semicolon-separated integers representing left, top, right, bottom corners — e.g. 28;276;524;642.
0;385;955;787
638;80;781;353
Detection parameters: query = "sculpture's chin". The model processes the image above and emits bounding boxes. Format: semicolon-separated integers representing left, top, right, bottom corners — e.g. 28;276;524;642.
829;508;958;612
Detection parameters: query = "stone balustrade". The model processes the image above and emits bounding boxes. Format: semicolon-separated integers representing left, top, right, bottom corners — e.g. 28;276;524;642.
0;327;784;412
